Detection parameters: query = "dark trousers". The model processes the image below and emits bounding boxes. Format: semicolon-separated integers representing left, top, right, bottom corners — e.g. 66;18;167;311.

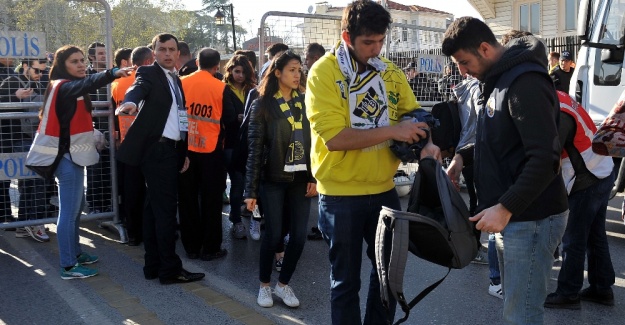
258;180;310;284
140;141;183;279
118;161;145;240
178;150;226;255
557;172;616;295
0;180;11;220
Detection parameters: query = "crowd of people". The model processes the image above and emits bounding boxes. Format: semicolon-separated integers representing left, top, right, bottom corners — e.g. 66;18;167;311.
0;0;620;324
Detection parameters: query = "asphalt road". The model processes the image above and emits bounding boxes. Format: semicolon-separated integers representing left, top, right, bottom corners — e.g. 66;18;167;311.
2;188;625;325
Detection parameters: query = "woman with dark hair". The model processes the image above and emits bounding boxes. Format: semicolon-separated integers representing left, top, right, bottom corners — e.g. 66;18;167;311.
26;45;133;279
223;55;256;239
244;51;317;308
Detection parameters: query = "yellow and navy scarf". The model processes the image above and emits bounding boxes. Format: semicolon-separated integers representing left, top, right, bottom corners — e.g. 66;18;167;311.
274;90;307;172
333;40;390;152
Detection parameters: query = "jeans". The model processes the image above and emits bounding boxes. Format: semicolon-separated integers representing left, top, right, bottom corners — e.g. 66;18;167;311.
557;173;615;296
318;189;400;325
225;148;245;225
488;233;500;284
497;210;568;325
258;180;310;284
54;157;87;268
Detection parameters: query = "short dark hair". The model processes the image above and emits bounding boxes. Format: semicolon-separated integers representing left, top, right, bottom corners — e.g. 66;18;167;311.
178;41;191;57
501;30;532;46
21;58;46;66
131;46;153;65
266;43;289;57
305;43;326;57
151;33;179;51
442;17;498;57
113;47;132;67
341;0;391;41
549;51;560;60
234;50;257;70
87;42;105;57
197;48;220;69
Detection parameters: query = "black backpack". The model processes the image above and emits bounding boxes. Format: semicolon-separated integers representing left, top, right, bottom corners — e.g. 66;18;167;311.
430;100;461;159
375;157;477;325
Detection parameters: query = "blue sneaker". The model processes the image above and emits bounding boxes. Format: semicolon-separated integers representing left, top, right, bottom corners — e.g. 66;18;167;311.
77;252;99;265
60;263;98;280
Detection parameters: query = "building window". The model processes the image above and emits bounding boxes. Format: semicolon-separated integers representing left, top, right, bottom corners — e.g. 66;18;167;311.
519;2;540;34
412;19;418;42
565;0;580;30
402;19;408;42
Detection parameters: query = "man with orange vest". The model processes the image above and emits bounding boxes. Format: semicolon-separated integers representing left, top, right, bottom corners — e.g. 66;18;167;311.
112;46;154;246
544;91;616;309
178;48;235;260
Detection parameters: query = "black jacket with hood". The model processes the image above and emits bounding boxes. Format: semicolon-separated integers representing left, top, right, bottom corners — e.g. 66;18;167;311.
473;36;568;222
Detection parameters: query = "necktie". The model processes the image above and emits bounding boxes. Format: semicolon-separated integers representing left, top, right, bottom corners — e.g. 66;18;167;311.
168;71;186;140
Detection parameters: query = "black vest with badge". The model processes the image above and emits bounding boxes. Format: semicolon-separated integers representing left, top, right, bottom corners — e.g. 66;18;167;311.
475;62;562;215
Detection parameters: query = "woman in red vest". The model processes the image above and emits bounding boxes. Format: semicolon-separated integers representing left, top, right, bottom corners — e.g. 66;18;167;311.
27;45;133;279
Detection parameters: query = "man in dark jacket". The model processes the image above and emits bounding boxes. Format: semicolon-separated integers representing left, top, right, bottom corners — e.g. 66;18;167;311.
550;50;575;92
443;18;568;324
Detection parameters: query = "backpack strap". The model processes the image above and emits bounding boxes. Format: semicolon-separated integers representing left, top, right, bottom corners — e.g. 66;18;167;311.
375;213;393;310
393;268;451;325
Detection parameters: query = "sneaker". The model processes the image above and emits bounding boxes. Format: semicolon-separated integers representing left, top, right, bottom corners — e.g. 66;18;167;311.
274;284;300;308
60;263;98;280
25;225;50;242
283;233;290;246
471;245;488;265
544;292;581;310
275;256;283;272
232;222;247;239
257;286;273;307
488;282;503;300
15;227;29;238
579;287;615;306
249;218;261;241
76;252;99;265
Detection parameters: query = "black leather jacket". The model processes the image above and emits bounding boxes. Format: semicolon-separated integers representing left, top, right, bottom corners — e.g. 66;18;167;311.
244;95;315;199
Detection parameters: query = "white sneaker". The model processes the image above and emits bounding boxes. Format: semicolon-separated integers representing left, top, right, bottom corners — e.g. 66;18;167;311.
489;282;503;300
250;219;261;241
15;228;29;238
25;225;50;242
274;284;300;308
257;286;273;307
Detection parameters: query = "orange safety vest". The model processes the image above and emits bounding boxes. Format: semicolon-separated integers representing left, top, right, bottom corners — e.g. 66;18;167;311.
111;71;136;142
181;70;225;153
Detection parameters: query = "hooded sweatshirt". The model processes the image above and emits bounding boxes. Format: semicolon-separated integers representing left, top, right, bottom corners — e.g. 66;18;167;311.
453;78;480;151
475;36;568;222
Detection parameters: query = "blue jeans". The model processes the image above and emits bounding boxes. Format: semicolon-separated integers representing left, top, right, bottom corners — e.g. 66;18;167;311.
557;173;615;296
258;180;310;284
488;233;500;284
318;189;400;325
54;157;87;268
497;211;568;325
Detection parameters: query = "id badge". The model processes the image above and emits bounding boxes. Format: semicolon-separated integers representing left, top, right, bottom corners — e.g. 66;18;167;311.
178;110;189;132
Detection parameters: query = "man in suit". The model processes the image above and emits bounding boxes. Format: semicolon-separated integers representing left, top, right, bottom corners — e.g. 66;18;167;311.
116;33;204;285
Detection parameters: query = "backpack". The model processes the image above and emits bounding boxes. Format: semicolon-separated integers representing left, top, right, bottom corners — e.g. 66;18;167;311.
375;157;477;325
430;100;461;159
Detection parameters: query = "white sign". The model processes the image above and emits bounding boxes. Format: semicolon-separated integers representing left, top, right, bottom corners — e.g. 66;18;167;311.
417;54;445;74
0;153;40;180
0;31;46;58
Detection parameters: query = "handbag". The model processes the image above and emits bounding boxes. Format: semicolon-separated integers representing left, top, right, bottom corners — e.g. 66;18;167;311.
592;96;625;157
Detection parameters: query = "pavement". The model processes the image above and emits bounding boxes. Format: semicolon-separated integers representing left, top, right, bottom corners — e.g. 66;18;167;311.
2;189;625;324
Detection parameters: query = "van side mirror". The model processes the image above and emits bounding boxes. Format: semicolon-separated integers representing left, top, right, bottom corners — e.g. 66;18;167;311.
577;0;591;40
601;48;624;64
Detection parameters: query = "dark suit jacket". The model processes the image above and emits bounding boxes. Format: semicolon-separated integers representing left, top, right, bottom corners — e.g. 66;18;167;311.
117;62;188;167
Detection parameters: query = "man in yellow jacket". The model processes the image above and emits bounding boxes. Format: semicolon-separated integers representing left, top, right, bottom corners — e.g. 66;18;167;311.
305;1;440;324
179;48;235;261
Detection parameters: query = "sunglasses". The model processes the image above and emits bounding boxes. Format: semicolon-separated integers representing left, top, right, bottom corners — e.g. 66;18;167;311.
28;67;44;74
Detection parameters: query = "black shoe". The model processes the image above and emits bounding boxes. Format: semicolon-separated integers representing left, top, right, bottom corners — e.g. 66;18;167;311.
307;227;323;240
126;237;142;246
544;292;581;310
579;287;614;306
144;272;158;280
201;248;228;261
186;253;200;260
159;269;205;285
